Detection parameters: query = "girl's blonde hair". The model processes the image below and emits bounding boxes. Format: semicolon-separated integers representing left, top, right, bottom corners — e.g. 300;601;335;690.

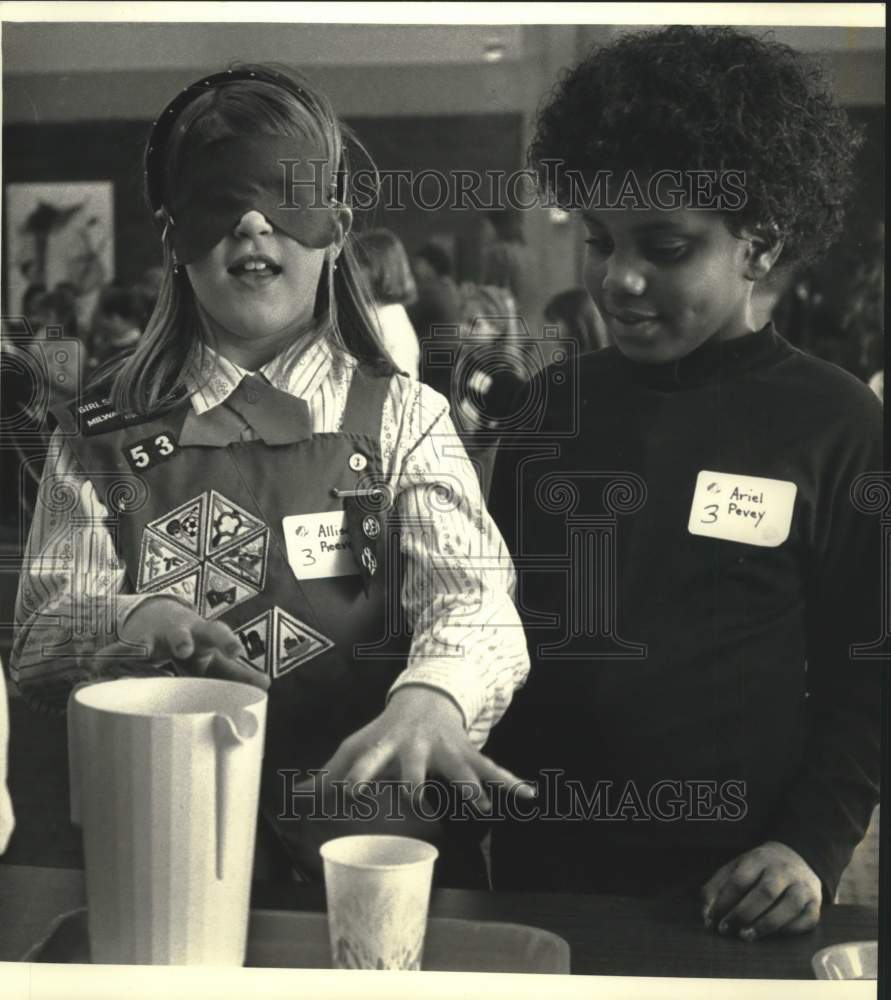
104;62;393;415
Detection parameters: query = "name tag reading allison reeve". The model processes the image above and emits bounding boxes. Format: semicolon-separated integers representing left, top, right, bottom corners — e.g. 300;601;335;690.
283;512;360;580
688;470;798;548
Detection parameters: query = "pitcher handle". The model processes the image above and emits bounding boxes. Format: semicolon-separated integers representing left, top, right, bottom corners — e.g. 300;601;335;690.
212;710;259;880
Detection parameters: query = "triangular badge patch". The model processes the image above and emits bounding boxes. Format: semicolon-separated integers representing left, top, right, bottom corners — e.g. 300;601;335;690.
143;565;202;610
200;564;259;620
208;528;269;590
273;607;334;678
137;528;201;591
205;491;267;557
234;609;273;676
146;494;207;558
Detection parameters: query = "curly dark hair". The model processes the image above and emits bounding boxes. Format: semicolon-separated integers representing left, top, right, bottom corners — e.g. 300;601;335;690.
529;26;863;267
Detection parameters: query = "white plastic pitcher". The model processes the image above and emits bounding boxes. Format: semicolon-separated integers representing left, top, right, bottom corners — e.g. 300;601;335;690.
68;677;267;965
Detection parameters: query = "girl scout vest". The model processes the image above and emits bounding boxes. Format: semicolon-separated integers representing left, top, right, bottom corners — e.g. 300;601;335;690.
55;365;409;809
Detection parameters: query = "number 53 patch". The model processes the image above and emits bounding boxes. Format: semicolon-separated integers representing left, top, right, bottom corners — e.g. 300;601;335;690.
123;433;180;473
688;470;797;548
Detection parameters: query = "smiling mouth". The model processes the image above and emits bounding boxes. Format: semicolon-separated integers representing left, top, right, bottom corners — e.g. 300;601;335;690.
227;256;283;278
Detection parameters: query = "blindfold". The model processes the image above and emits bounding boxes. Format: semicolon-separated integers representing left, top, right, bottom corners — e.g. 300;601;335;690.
165;135;341;263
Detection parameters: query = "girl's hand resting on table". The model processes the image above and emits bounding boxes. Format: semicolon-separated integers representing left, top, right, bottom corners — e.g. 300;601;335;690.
119;597;270;690
315;686;536;810
700;841;822;941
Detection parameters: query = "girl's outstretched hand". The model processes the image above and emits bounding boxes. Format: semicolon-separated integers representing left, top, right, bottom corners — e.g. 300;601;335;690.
119;596;270;690
318;685;536;810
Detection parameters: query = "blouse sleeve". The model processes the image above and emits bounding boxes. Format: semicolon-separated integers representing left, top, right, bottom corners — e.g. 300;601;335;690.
10;431;174;715
381;376;530;749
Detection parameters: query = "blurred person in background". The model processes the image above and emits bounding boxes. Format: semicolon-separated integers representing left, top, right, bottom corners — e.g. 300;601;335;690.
544;287;610;355
480;208;541;333
354;229;420;378
409;241;464;397
19;285;83;411
89;283;151;370
27;284;79;341
21;282;47;331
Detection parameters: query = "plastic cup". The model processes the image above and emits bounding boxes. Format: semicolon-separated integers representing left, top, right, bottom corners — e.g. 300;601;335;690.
320;834;438;970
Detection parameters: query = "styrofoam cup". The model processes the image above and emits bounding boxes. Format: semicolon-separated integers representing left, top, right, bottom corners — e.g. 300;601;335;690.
320;834;438;970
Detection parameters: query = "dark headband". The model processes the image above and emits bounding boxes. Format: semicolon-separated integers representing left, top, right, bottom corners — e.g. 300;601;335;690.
144;67;316;212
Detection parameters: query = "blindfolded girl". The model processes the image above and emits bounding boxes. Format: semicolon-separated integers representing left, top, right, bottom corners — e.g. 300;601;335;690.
12;64;532;880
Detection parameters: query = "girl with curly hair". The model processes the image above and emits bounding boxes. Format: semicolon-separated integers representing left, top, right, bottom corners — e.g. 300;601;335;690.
488;26;882;940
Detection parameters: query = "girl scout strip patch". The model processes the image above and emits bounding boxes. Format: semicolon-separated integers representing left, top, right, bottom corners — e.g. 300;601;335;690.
688;471;797;547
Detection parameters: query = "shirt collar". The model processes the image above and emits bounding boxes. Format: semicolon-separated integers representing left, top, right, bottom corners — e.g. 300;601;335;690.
185;334;352;415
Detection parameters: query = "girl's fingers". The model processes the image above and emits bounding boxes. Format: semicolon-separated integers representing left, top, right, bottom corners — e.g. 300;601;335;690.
204;650;270;690
190;619;243;657
434;751;493;811
165;624;195;660
322;735;364;785
778;898;821;936
741;887;816;941
708;857;766;928
343;738;397;787
700;862;735;925
398;748;429;791
469;751;536;798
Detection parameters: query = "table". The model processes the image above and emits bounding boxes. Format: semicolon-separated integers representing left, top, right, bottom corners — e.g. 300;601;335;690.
0;863;877;979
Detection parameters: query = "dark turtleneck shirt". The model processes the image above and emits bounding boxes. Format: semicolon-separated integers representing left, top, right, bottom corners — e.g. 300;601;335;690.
487;325;883;899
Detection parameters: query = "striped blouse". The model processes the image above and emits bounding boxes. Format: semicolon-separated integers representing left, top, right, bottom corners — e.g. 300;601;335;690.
10;336;529;749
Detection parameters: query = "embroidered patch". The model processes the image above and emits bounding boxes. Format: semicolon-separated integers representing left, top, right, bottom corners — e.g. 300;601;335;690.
206;491;266;556
136;532;200;591
201;565;259;620
235;610;273;675
70;394;144;436
273;607;334;678
137;491;268;610
142;565;203;609
146;494;207;558
233;606;332;678
211;529;269;590
123;432;180;473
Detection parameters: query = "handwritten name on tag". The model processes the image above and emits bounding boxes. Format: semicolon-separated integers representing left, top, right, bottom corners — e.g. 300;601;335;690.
688;470;797;548
282;511;360;580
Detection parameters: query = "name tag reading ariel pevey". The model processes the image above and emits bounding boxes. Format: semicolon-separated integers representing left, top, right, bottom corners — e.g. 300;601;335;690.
688;471;797;548
283;511;359;580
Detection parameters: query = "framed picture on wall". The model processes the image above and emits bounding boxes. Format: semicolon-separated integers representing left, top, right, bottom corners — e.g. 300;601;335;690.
4;181;114;332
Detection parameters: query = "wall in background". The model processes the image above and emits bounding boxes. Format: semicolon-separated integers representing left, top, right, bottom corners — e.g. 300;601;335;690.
3;114;524;293
2;22;886;325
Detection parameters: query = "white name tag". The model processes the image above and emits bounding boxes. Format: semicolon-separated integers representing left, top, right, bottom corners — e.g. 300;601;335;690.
282;511;359;580
688;470;797;548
